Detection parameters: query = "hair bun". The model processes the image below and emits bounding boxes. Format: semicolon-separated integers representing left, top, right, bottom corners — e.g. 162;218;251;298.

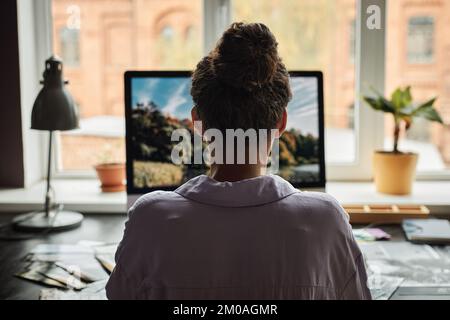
212;22;279;91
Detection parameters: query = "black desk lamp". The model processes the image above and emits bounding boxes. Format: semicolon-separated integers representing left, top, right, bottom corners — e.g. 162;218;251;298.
13;56;84;231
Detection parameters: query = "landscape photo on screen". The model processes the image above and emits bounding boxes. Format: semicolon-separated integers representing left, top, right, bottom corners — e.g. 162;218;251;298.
130;76;320;188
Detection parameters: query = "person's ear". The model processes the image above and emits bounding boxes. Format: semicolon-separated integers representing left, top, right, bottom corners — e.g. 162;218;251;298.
191;106;204;135
275;109;287;138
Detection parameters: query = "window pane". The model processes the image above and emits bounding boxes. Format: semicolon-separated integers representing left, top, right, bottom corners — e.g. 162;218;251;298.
232;0;357;163
51;0;203;171
386;0;450;172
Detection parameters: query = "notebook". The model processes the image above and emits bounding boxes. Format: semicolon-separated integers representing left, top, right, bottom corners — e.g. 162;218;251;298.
402;219;450;244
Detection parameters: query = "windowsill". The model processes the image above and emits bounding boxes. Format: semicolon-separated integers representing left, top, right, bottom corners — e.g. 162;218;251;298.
0;179;449;215
0;179;126;214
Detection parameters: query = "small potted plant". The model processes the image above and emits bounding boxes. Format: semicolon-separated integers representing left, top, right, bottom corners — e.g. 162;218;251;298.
363;86;444;195
94;143;126;192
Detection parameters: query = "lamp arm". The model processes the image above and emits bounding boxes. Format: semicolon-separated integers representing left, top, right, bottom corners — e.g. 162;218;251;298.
44;131;53;217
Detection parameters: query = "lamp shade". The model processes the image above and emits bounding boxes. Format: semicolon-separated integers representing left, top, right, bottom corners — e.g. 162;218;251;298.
31;55;79;131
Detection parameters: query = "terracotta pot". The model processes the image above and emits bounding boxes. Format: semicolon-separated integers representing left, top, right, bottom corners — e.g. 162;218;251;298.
373;151;418;195
94;163;126;192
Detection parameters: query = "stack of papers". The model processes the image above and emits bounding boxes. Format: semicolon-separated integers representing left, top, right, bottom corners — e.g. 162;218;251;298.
15;241;117;298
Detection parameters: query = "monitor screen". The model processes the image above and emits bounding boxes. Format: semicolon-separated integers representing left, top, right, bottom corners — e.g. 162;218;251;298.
125;71;325;193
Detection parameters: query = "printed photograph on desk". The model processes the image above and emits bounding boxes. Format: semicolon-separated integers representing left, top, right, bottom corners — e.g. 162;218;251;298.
360;242;450;287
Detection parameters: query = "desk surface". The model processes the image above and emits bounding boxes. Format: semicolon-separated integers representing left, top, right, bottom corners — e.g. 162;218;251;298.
0;214;126;300
0;214;425;300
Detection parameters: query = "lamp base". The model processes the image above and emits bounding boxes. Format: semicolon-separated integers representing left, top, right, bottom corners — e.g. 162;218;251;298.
13;210;84;232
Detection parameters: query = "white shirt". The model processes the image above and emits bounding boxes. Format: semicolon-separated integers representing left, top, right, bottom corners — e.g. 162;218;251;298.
106;174;371;300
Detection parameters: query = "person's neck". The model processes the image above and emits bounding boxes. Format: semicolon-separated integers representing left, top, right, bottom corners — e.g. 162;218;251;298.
209;164;266;182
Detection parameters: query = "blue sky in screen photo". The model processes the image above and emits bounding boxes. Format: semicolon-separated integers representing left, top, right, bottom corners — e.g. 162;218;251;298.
131;76;319;137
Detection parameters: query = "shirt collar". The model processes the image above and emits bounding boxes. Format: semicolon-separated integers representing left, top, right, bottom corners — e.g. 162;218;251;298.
175;174;299;208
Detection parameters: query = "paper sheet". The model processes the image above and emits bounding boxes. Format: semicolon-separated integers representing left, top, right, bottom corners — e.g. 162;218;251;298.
16;242;118;292
360;242;450;289
40;280;108;300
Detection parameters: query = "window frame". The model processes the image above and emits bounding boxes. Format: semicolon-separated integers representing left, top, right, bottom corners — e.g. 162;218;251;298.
23;0;450;183
17;0;54;187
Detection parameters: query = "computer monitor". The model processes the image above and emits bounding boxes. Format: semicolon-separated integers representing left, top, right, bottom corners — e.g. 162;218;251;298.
125;71;325;203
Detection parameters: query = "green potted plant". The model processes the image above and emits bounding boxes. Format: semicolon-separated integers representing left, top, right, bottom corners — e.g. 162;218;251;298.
363;86;444;195
94;143;126;192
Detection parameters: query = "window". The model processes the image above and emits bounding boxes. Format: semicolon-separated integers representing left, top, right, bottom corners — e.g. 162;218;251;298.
30;0;445;180
407;16;435;64
51;0;203;171
385;1;450;173
232;0;358;163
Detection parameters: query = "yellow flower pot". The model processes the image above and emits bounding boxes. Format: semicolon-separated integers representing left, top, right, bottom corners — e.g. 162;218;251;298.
373;151;418;195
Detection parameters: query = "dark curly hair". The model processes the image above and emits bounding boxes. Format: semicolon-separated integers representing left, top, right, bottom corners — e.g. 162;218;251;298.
191;22;292;131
